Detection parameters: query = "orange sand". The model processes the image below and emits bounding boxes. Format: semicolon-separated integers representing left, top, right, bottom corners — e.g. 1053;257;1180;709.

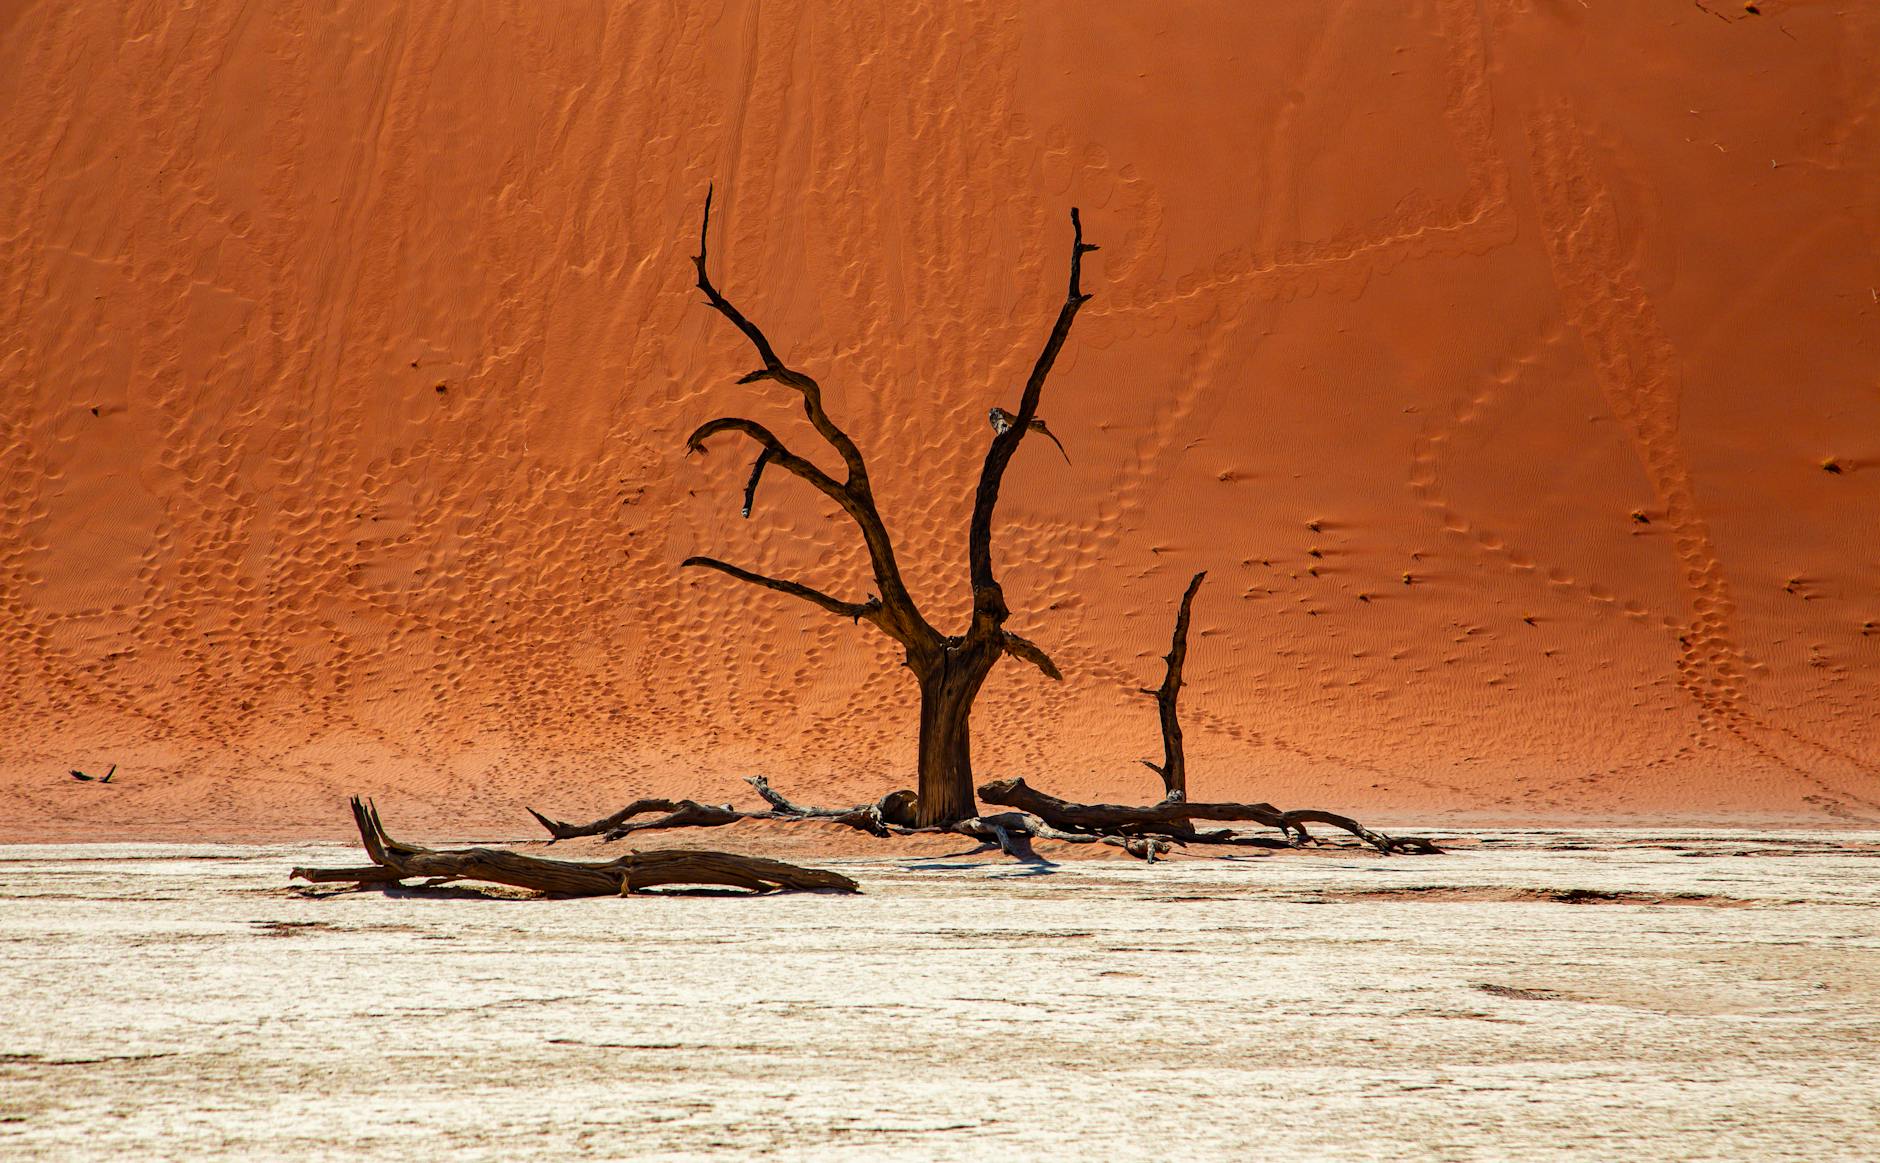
3;2;1878;842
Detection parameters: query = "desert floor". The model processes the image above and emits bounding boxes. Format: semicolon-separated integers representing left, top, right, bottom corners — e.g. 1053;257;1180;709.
3;831;1876;1161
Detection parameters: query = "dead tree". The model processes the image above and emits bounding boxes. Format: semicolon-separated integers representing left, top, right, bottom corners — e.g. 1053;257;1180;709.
292;798;859;895
540;571;1435;859
978;572;1440;855
681;188;1095;826
1142;570;1206;801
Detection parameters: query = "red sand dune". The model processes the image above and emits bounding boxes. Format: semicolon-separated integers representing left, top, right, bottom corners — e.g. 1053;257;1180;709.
3;1;1877;841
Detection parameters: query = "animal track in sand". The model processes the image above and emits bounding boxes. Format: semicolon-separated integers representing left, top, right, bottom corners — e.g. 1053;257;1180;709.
1406;323;1678;634
1526;104;1880;815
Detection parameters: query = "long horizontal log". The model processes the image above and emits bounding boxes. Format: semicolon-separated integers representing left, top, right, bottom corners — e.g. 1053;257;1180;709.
959;811;1171;862
978;776;1282;832
976;777;1439;854
291;798;860;895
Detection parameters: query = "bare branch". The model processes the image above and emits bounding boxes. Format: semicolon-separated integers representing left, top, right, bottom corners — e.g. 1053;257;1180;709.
692;185;869;484
690;188;932;647
682;555;882;623
685;416;844;501
969;208;1098;629
692;186;789;374
1001;630;1063;680
741;447;775;518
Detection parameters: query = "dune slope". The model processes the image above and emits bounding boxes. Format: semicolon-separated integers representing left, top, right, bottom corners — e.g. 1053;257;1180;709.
2;1;1877;839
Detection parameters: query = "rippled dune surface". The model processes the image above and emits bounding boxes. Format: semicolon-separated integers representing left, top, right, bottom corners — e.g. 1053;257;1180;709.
3;832;1876;1160
5;3;1880;829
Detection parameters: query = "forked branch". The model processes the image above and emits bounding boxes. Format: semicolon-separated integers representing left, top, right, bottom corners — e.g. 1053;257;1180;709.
969;208;1098;628
693;185;869;485
688;188;932;647
685;416;844;506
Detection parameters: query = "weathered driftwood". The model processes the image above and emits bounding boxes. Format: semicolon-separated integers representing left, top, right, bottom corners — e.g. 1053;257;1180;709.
526;797;747;841
977;777;1438;855
746;776;918;834
681;188;1094;825
527;778;917;843
957;810;1172;862
291;798;859;895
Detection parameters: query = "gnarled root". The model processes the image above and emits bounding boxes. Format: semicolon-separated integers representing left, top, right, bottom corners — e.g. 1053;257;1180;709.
291;798;860;895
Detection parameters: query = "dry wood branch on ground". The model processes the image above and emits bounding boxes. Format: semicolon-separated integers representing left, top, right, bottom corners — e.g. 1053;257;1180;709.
290;798;859;895
534;778;1174;862
977;777;1439;855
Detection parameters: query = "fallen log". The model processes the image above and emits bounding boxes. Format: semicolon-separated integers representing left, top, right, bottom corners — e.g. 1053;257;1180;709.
746;776;919;832
959;811;1173;862
291;798;860;895
527;778;915;843
526;797;747;841
976;777;1439;855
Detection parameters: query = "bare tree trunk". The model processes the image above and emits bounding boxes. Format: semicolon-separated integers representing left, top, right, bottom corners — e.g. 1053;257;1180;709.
914;648;996;827
1142;570;1206;802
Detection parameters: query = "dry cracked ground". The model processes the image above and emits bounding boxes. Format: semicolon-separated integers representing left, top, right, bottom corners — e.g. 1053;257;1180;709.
2;831;1878;1161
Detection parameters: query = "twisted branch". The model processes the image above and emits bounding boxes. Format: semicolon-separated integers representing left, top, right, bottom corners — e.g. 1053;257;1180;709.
688;188;933;649
692;187;867;484
684;416;845;504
